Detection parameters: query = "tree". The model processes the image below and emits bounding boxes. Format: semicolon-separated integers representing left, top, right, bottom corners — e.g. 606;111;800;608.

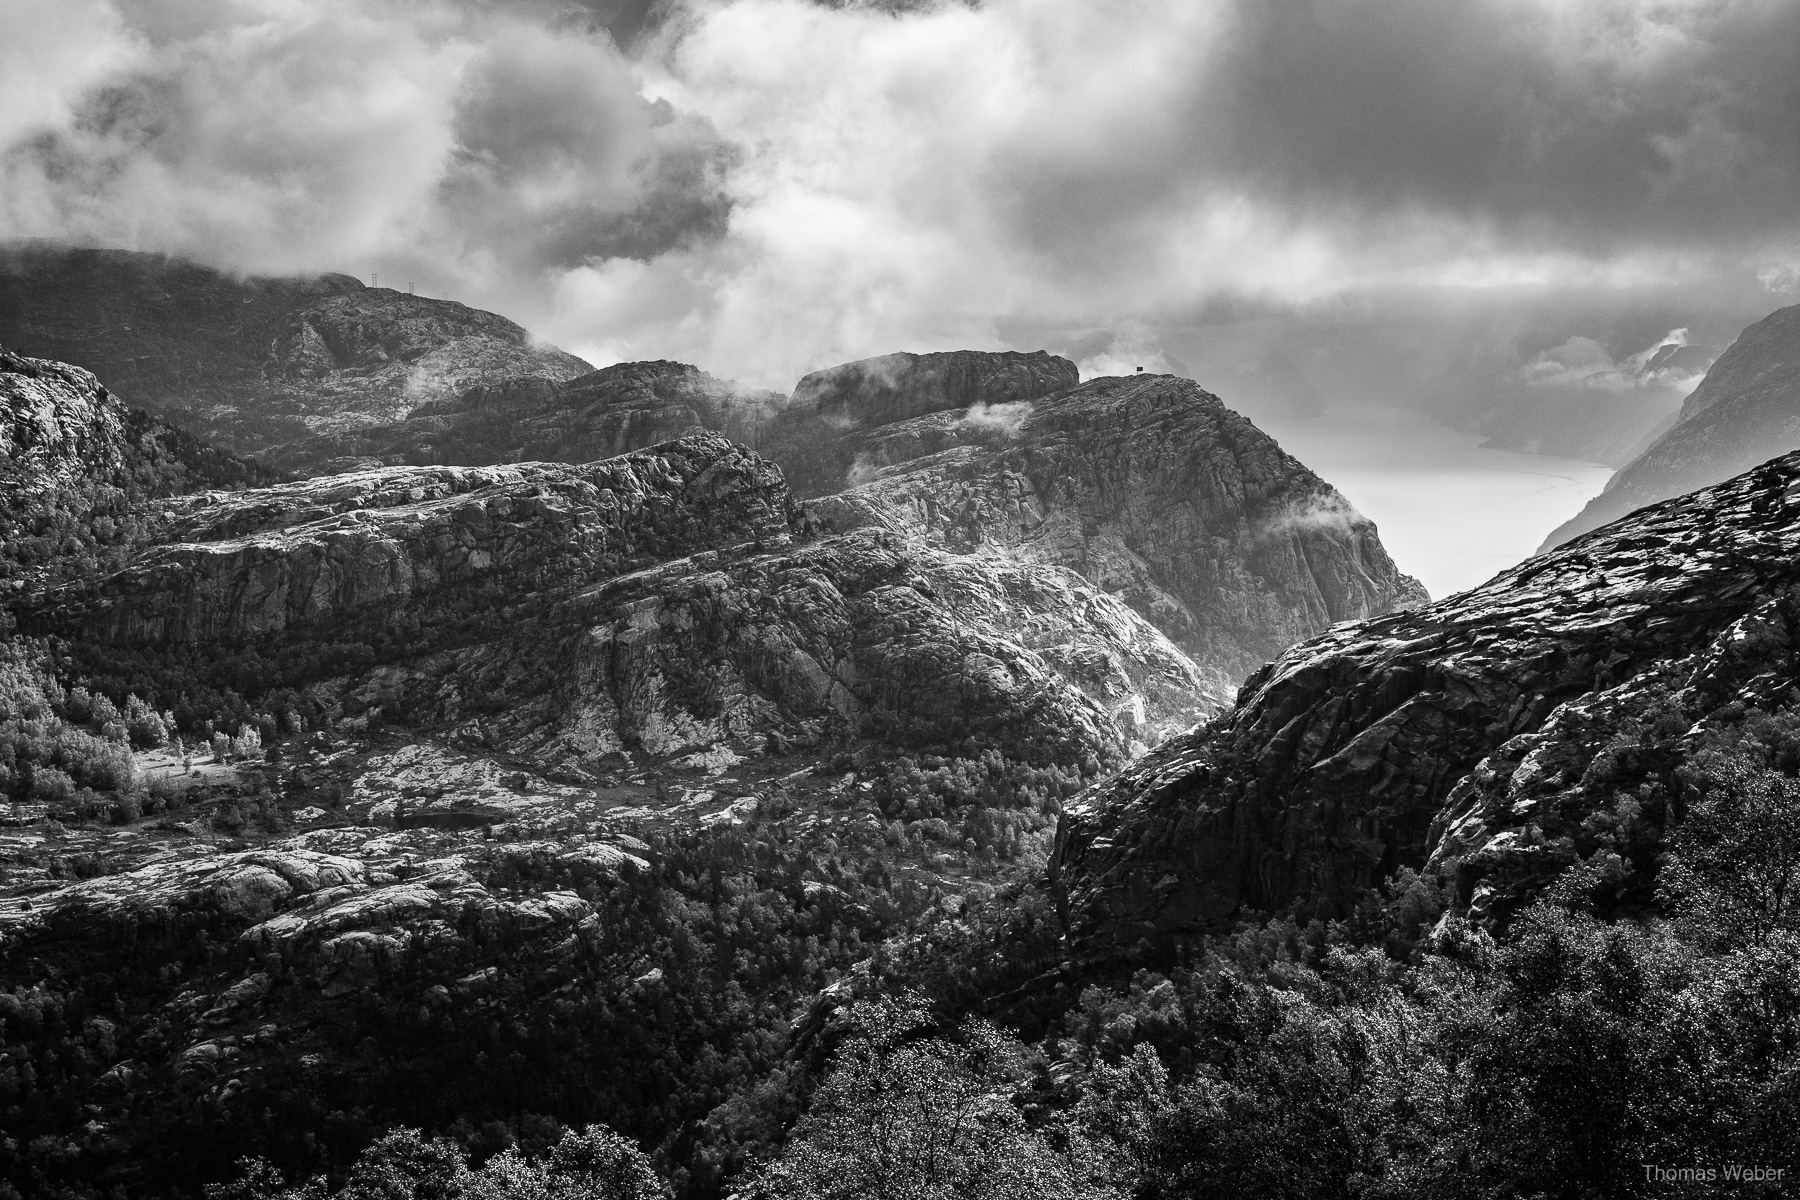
747;995;1075;1200
338;1129;468;1200
1661;759;1800;948
465;1126;669;1200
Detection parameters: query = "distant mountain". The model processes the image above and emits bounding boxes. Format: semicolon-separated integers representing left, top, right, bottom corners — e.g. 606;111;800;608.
760;349;1079;496
1543;303;1800;548
0;243;590;451
260;359;781;476
1477;337;1712;467
1054;448;1800;953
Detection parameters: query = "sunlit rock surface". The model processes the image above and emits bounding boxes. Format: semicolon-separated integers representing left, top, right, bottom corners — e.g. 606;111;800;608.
814;373;1429;687
1055;450;1800;951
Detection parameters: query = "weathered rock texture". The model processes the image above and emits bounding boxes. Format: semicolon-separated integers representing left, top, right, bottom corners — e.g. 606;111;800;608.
21;383;1211;769
0;347;281;591
438;530;1215;775
1545;302;1800;548
0;832;640;989
812;374;1428;690
1;348;272;501
1053;450;1800;953
34;436;789;646
765;350;1080;497
260;360;780;476
0;244;590;450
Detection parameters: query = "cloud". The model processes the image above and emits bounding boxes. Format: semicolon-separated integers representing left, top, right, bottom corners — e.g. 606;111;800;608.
1;0;1798;393
1258;491;1369;540
1519;328;1710;395
0;0;731;299
962;399;1031;438
1068;322;1190;381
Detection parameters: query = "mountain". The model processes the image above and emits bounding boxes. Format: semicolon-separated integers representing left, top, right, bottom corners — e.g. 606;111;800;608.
27;442;1210;771
810;372;1428;690
0;243;590;451
259;360;784;476
1052;449;1800;955
0;345;283;601
1543;303;1800;548
7;346;1210;781
250;347;1427;694
754;349;1079;497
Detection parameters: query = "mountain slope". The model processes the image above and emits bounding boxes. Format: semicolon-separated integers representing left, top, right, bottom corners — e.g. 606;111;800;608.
8;347;1208;781
260;360;780;476
763;350;1079;496
247;347;1426;696
1053;449;1800;954
810;372;1429;689
0;345;283;596
1543;302;1800;548
0;243;590;451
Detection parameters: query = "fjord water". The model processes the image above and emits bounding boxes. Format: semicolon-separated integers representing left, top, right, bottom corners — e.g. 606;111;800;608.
1260;409;1614;598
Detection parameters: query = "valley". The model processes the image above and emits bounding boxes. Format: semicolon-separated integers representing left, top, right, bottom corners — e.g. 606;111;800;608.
1;253;1797;1200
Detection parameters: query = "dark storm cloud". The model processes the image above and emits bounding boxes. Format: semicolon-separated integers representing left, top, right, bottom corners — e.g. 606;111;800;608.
439;30;734;269
4;0;1798;385
0;0;733;296
996;0;1800;274
1210;0;1800;247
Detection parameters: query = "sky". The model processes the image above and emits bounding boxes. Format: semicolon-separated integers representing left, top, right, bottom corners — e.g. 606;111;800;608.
4;0;1800;593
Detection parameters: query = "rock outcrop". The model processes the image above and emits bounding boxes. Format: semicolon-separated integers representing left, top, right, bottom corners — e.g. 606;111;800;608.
765;350;1079;497
0;244;590;451
1053;450;1800;953
1544;302;1800;548
260;360;780;476
812;373;1428;689
0;832;641;989
32;435;789;646
431;530;1215;774
33;479;1210;771
16;357;1213;769
0;346;282;591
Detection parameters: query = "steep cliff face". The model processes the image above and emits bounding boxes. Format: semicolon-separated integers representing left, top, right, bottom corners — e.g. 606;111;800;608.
34;436;789;647
1544;303;1800;548
0;245;590;451
38;503;1208;775
0;347;282;590
765;350;1080;496
792;350;1078;430
23;392;1210;773
810;373;1428;690
1;350;132;494
1053;450;1800;954
261;360;780;476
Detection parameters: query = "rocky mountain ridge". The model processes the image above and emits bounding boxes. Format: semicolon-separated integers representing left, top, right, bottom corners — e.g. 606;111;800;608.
1053;448;1800;954
260;360;784;477
815;372;1429;688
9;351;1211;782
0;244;590;451
1544;302;1800;548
